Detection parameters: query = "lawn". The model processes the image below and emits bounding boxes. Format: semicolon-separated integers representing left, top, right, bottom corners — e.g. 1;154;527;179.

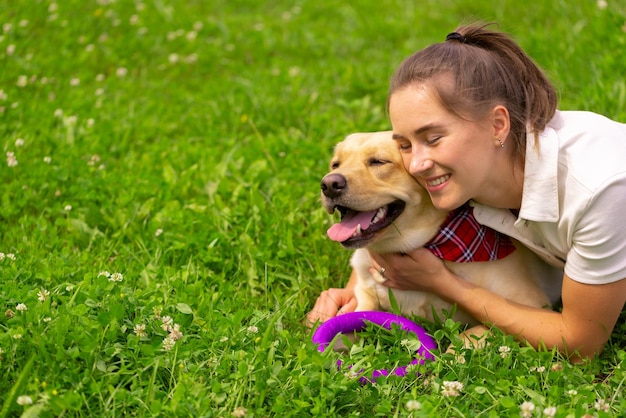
0;0;625;416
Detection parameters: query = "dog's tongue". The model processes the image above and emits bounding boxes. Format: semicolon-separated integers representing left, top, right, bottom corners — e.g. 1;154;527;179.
327;210;376;242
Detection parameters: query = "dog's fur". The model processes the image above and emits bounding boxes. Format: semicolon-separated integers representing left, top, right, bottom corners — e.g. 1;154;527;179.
321;131;561;329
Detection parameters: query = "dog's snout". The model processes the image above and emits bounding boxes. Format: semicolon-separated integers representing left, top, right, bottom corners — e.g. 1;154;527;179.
321;173;347;198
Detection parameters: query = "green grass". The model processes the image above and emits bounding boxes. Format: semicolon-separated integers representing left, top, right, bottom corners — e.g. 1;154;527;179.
0;0;625;416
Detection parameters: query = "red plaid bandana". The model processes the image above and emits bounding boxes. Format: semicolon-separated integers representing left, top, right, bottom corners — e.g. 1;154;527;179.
424;204;516;262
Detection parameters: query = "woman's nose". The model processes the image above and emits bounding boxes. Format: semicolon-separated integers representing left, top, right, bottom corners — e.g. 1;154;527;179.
407;149;433;176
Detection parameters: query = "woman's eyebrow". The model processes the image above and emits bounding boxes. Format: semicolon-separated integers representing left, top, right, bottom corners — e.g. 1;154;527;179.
392;123;446;140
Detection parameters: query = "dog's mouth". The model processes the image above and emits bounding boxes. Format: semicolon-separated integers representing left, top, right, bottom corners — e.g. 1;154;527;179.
327;201;406;247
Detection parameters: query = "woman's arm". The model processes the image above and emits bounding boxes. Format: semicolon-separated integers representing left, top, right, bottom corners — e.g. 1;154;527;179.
371;248;626;360
306;270;359;326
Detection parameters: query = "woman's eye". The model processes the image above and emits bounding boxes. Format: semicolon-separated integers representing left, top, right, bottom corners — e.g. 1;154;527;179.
426;136;441;145
397;142;411;151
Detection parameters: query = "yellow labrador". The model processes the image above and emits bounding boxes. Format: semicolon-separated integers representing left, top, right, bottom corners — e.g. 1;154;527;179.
321;131;560;339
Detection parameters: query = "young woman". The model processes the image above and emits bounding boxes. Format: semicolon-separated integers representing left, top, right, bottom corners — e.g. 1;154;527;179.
307;24;626;361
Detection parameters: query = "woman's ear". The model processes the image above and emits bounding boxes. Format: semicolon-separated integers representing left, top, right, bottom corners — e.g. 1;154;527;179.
492;105;510;144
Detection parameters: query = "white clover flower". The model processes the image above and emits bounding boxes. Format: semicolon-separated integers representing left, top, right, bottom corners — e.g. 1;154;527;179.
595;398;610;412
6;152;18;167
87;154;101;166
441;381;464;397
162;337;176;351
69;77;80;86
13;333;22;339
185;31;197;41
95;73;105;82
0;253;4;261
43;156;52;164
567;389;578;396
550;362;563;372
168;53;179;64
3;23;12;33
597;0;608;9
16;75;28;87
543;406;557;417
6;253;15;261
220;336;229;342
63;115;77;126
64;205;72;212
86;118;95;128
37;289;51;302
134;323;147;338
15;138;24;147
520;401;535;418
48;3;58;12
129;14;139;25
98;271;111;278
169;323;183;340
231;406;248;417
0;89;6;100
116;67;127;78
247;325;258;334
6;44;15;55
161;315;174;329
16;395;33;406
155;228;163;237
54;108;63;118
193;21;203;31
43;317;52;322
16;303;27;312
18;19;28;27
109;272;123;282
405;400;422;411
343;369;360;379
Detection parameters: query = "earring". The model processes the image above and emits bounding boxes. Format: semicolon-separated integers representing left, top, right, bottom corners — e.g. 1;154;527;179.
497;138;504;148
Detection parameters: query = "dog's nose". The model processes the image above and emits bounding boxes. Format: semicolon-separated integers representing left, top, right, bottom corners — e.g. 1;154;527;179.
321;173;347;198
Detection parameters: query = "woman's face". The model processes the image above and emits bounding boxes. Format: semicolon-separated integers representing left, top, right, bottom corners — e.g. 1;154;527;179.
389;83;499;211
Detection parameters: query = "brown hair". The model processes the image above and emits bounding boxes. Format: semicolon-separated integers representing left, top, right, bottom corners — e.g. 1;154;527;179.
389;23;557;161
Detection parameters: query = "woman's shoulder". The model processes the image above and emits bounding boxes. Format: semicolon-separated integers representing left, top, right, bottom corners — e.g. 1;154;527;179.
546;111;626;192
550;110;626;135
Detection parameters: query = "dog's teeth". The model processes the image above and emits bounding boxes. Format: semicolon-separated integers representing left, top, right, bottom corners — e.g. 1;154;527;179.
372;207;386;224
354;224;362;237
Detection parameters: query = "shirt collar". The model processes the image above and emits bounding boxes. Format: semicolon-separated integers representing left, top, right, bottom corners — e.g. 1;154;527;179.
519;119;560;222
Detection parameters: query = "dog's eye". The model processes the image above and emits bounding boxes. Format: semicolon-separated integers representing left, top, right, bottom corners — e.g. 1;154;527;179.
330;161;340;169
368;158;387;166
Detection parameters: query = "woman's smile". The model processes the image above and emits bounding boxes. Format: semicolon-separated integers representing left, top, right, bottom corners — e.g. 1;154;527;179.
425;174;451;190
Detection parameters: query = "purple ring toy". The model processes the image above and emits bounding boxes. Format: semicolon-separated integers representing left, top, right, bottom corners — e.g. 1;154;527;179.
312;311;436;383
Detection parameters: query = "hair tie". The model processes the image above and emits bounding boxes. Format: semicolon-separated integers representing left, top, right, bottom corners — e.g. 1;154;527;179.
446;32;466;43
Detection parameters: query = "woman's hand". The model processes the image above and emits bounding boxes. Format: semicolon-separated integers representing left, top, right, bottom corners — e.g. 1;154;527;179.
306;287;358;327
369;247;451;294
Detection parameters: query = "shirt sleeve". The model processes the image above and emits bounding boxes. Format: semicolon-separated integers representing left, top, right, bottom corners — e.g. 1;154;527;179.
565;175;626;284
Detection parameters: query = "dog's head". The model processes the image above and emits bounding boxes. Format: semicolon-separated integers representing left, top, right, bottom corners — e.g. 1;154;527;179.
321;131;443;251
